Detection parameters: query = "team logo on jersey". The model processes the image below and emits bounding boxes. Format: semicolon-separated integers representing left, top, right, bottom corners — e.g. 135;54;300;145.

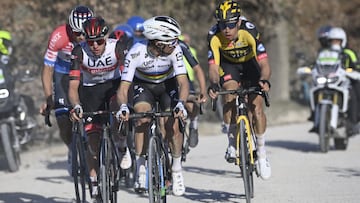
131;51;140;59
176;52;183;61
257;43;265;52
208;50;213;58
245;22;255;29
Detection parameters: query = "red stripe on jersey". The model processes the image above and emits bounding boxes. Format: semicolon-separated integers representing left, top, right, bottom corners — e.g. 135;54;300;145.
208;59;215;65
69;70;81;80
257;53;268;61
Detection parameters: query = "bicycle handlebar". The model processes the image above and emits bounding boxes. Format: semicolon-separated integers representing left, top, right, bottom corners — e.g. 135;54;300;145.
211;86;270;112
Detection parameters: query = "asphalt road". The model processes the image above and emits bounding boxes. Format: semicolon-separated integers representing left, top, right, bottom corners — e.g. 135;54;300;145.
0;121;360;203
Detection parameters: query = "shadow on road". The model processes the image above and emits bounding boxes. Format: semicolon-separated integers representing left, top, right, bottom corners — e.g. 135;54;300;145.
183;186;242;203
326;167;360;178
267;140;319;152
0;192;71;203
184;166;240;179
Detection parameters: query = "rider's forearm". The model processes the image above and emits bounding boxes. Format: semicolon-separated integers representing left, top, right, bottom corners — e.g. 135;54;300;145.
68;80;80;106
194;64;207;95
258;58;271;80
209;64;220;84
117;81;130;105
41;65;54;99
177;75;189;102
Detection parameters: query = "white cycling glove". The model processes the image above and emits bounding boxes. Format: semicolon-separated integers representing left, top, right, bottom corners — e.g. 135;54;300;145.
174;101;187;119
72;104;83;115
116;104;129;120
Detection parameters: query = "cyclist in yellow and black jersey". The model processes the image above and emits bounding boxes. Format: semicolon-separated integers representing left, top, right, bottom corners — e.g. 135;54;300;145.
207;0;271;180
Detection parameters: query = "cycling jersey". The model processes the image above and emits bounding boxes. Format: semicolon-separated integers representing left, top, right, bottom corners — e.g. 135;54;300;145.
69;38;129;86
44;24;75;74
179;40;198;82
121;41;187;84
208;20;268;65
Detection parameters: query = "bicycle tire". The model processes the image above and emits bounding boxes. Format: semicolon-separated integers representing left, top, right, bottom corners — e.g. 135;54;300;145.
148;136;166;203
72;122;92;203
110;132;120;203
319;104;330;153
239;120;252;203
1;123;20;172
99;133;111;202
72;134;85;203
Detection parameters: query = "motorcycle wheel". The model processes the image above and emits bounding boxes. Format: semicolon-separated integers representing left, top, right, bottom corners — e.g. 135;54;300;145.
1;123;20;172
318;104;330;153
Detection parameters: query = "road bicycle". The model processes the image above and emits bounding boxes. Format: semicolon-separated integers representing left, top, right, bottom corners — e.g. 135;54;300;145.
81;110;122;203
128;104;184;203
212;86;269;203
71;119;93;203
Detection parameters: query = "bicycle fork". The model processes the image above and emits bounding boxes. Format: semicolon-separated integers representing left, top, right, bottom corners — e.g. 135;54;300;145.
235;115;255;166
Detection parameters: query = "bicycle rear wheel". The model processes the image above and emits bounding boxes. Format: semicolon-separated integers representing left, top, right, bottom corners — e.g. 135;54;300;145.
148;136;167;203
238;120;253;203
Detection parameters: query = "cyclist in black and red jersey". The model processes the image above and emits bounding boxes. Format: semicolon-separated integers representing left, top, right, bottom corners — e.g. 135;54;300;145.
39;5;93;176
68;16;132;200
207;0;272;180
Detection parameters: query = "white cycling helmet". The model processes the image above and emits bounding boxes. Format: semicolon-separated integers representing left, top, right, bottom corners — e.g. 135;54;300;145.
328;27;347;48
68;5;94;32
142;16;181;41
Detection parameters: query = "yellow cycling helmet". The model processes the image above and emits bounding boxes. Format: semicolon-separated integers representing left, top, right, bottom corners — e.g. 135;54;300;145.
215;0;241;22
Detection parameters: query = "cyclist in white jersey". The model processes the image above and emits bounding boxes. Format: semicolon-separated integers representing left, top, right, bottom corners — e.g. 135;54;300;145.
68;16;132;200
116;16;189;196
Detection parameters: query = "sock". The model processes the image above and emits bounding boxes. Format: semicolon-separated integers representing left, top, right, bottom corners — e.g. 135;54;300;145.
227;124;237;148
171;156;182;172
90;176;97;183
136;155;146;176
256;133;266;159
190;116;198;129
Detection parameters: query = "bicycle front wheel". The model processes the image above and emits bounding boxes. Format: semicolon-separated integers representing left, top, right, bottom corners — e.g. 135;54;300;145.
148;136;166;203
99;135;111;202
72;124;92;203
238;119;253;203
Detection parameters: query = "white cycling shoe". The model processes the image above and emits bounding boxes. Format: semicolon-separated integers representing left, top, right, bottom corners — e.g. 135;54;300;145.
134;164;146;193
256;157;271;180
120;147;132;169
172;170;185;196
225;146;236;163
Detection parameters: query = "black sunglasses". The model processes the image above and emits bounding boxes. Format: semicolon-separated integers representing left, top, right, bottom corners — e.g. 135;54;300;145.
218;21;238;30
87;38;106;46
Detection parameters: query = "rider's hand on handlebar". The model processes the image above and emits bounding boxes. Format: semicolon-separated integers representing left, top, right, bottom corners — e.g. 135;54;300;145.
198;92;208;104
207;83;220;100
174;101;187;120
39;96;54;116
70;104;83;121
116;104;129;121
259;80;271;92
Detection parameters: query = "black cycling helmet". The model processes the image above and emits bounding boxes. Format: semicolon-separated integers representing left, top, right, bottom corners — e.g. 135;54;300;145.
83;17;109;40
215;0;241;22
68;5;94;32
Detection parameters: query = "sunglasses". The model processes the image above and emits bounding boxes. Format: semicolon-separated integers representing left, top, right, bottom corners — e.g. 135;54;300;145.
73;31;84;37
87;39;106;46
158;39;178;47
218;21;238;30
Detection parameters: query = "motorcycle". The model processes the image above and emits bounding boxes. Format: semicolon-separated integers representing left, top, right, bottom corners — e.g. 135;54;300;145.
298;49;360;152
0;64;37;172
